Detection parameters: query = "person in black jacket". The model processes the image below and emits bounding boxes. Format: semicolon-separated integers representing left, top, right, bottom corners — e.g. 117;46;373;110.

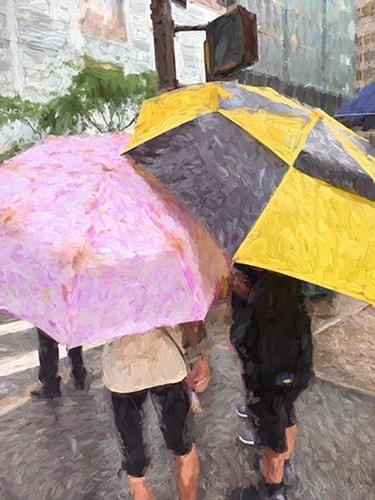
230;265;314;500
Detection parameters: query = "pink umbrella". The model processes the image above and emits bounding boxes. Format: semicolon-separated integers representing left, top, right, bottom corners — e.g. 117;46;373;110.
0;133;229;348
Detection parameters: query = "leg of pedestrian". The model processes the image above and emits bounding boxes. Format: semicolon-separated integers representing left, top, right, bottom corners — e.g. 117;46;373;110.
258;446;286;499
249;396;288;499
110;390;154;499
68;345;87;390
30;328;62;399
282;423;297;487
151;382;199;500
174;445;199;500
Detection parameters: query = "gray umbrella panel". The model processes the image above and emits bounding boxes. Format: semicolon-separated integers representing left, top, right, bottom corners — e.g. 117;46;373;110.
128;113;287;256
128;106;375;256
294;120;375;201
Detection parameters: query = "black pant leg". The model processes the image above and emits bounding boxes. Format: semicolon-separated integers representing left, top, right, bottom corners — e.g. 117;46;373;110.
111;390;149;477
150;382;193;456
286;403;297;427
249;392;288;453
68;346;87;382
37;329;61;389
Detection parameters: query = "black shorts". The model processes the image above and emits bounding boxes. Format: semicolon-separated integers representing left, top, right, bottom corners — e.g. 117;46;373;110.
249;391;296;453
110;381;193;477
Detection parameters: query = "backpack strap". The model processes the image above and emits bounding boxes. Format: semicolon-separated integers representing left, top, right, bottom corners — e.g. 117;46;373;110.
161;327;190;369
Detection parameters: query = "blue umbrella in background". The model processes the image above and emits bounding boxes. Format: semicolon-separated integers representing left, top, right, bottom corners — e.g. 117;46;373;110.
335;81;375;131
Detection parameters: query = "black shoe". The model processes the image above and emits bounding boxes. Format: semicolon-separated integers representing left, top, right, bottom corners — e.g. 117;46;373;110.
228;485;259;500
72;367;87;390
30;384;62;399
258;481;286;500
73;377;86;390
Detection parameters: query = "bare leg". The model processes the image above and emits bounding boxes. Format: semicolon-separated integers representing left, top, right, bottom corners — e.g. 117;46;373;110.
127;475;154;500
175;444;199;500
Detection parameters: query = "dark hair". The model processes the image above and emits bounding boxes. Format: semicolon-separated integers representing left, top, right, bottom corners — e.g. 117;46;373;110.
233;263;262;285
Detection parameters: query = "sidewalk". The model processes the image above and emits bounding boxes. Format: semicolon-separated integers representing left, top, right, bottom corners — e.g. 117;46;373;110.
207;293;375;397
0;295;374;499
308;294;374;397
0;325;373;499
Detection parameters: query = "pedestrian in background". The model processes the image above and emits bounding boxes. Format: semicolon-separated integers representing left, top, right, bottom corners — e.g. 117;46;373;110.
230;266;314;499
31;328;87;399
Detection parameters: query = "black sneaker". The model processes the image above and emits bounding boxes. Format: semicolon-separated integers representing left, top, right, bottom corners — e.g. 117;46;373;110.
30;384;62;399
229;482;286;500
72;367;87;391
73;377;86;390
258;481;286;500
228;485;259;499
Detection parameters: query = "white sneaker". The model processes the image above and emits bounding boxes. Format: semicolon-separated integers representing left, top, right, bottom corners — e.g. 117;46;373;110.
236;404;248;419
238;426;256;445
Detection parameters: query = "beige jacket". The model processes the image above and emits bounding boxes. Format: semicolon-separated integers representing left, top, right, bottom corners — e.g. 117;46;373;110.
102;326;188;394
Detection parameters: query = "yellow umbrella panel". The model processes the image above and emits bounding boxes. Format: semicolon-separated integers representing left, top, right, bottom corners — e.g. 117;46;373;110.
125;82;375;305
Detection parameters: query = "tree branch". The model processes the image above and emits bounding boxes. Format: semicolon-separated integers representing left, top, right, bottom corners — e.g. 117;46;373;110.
20;118;43;139
118;112;139;131
85;114;105;133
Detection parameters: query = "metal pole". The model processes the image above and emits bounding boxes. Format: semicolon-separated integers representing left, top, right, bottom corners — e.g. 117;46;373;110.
321;0;328;91
150;0;179;92
174;24;208;33
282;0;290;82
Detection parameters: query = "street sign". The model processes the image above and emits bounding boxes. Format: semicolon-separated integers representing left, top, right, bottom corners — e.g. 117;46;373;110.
204;6;258;80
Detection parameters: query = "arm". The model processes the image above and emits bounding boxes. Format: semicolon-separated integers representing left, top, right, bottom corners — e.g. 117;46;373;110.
181;321;211;393
182;321;205;350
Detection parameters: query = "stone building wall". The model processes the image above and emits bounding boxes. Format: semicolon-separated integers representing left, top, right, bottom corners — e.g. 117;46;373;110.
0;0;225;101
238;0;355;97
355;0;375;89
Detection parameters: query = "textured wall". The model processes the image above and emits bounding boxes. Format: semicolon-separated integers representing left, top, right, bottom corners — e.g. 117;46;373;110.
239;70;345;116
355;0;375;90
0;0;225;150
238;0;356;97
0;0;224;101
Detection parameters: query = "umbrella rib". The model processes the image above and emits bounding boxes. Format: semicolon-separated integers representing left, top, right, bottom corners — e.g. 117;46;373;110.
289;111;322;167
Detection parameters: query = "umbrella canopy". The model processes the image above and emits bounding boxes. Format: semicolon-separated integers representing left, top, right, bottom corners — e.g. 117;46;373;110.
335;81;375;130
124;82;375;306
0;133;228;348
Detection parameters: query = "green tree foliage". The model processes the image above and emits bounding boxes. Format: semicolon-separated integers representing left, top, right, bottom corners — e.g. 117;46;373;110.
0;140;35;164
0;56;157;162
0;95;42;136
39;57;157;135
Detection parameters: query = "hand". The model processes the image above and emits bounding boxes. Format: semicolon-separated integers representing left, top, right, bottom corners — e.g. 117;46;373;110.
181;321;205;349
230;270;252;301
185;354;211;393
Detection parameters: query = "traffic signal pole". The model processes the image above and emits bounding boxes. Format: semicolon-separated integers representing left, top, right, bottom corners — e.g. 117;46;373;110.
150;0;179;92
150;0;208;93
150;2;255;92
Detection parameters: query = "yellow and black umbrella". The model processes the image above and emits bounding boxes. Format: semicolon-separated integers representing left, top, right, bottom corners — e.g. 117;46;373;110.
124;82;375;305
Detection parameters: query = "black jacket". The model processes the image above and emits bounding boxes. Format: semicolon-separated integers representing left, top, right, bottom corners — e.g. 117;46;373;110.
230;271;314;398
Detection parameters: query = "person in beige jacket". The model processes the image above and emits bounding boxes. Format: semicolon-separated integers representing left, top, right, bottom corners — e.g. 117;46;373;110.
102;322;210;500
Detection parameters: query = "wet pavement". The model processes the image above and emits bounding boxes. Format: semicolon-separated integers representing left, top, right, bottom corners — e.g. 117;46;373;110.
0;299;374;499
